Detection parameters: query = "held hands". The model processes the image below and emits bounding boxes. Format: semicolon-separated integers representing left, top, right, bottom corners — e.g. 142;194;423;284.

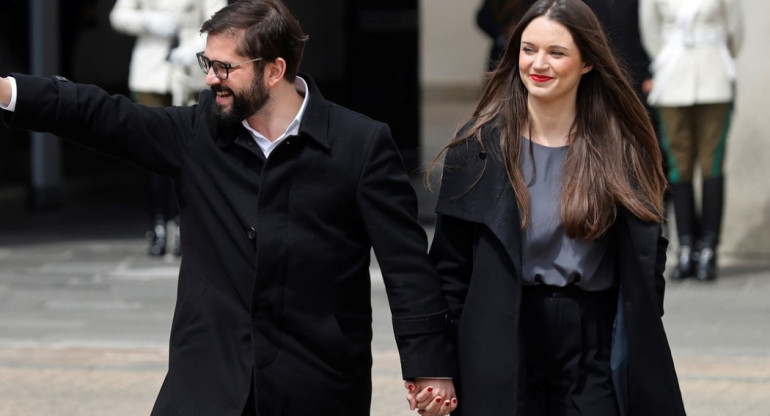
404;379;458;415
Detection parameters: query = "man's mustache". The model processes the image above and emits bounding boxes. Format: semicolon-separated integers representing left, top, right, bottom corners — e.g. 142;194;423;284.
211;85;233;95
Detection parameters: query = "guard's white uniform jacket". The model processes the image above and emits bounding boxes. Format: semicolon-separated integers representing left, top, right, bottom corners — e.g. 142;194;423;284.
110;0;226;95
640;0;743;106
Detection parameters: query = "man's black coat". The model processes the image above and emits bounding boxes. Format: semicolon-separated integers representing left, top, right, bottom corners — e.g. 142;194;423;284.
4;73;456;415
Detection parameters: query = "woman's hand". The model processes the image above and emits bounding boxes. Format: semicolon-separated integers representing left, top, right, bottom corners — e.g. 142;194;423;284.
404;378;458;415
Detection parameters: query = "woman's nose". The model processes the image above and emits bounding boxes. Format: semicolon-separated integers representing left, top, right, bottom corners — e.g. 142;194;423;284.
533;52;549;70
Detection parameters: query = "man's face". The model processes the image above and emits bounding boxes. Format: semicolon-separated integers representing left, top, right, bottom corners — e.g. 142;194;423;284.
210;69;269;125
203;33;270;124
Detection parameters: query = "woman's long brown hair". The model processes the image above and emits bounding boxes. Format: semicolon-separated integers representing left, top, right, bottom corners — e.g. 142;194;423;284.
430;0;666;240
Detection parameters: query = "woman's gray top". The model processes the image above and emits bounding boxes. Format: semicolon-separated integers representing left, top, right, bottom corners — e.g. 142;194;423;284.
520;138;616;291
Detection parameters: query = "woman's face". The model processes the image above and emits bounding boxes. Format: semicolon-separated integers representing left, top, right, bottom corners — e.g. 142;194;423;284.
518;16;592;105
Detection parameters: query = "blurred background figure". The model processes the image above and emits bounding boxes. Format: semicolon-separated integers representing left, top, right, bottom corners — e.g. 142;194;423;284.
640;0;743;281
582;0;670;228
110;0;226;257
583;0;651;98
475;0;533;72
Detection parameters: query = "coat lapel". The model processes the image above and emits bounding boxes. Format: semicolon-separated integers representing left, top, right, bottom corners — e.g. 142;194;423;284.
621;209;659;282
435;133;522;272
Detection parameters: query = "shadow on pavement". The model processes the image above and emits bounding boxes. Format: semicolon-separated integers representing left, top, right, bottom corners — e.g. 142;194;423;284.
0;176;148;247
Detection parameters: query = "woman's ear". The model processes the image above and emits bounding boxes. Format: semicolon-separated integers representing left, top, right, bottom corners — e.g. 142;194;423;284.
581;62;593;75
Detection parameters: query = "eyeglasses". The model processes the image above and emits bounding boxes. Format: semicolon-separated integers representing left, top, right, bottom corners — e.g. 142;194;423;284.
196;52;262;80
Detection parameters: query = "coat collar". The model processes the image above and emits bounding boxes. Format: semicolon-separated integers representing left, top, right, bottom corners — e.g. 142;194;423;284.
434;125;661;275
435;126;522;270
295;73;331;150
213;73;331;150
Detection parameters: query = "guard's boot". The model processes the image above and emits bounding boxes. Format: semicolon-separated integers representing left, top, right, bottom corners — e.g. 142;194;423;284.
670;182;698;280
148;219;167;257
672;236;696;280
696;243;716;281
172;221;182;257
696;177;724;281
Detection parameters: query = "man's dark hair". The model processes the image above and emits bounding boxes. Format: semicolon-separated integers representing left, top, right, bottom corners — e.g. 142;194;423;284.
201;0;309;81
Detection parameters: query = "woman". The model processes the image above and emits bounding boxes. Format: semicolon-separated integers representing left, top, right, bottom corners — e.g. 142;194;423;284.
640;0;743;281
426;0;685;414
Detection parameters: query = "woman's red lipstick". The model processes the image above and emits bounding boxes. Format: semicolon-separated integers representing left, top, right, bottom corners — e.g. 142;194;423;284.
530;74;553;83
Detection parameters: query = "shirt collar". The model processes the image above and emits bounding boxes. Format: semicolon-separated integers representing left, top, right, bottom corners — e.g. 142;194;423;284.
241;76;310;157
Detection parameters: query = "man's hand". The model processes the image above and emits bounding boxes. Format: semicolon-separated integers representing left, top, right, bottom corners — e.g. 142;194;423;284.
168;43;199;67
0;77;12;108
142;11;179;38
404;378;457;415
642;78;653;95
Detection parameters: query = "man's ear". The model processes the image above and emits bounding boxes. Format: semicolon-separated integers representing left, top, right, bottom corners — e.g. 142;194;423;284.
265;58;287;87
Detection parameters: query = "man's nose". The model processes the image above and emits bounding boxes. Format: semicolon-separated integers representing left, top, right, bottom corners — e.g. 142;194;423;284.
205;68;220;85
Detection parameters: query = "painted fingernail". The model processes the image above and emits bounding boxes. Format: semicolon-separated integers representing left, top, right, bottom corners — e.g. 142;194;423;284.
436;398;442;403
427;386;434;392
452;398;457;404
408;384;414;392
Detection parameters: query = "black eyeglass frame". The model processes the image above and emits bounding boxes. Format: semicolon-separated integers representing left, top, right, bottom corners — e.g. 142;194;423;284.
196;52;263;80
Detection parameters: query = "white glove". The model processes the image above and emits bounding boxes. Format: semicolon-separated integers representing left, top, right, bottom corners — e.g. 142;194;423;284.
143;11;179;38
168;41;201;67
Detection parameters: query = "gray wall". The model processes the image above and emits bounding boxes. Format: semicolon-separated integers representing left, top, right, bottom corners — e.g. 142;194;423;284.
720;0;770;258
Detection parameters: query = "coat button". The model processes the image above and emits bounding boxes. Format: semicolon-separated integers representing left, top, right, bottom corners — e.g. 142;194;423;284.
246;227;257;240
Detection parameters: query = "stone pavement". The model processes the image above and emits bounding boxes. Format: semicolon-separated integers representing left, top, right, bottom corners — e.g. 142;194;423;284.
1;196;769;416
1;96;769;416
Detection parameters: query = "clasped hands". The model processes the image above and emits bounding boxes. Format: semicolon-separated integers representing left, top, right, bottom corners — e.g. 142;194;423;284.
404;378;458;415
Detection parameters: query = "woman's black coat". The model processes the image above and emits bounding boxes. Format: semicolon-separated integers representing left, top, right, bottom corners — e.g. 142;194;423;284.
430;130;686;415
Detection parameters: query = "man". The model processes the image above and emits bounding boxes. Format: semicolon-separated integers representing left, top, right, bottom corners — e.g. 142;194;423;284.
580;0;671;231
0;1;457;415
109;0;227;258
580;0;652;97
476;0;532;71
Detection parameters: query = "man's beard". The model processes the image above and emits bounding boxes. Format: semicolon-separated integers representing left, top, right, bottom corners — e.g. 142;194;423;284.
211;74;269;126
